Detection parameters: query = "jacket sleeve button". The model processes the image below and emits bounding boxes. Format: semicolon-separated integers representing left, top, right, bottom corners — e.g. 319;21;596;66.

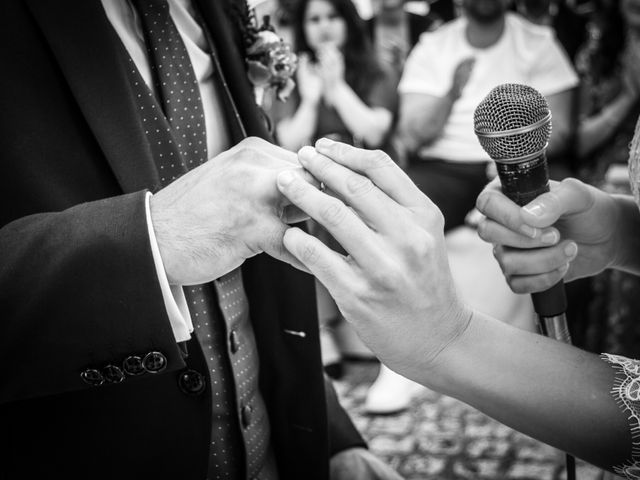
80;368;104;386
103;365;125;383
142;351;167;373
177;369;206;396
122;355;145;376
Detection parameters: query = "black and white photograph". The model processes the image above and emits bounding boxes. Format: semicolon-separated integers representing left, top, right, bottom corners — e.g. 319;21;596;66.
0;0;638;479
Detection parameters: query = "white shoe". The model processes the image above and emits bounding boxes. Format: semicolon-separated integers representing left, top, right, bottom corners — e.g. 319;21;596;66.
364;364;425;414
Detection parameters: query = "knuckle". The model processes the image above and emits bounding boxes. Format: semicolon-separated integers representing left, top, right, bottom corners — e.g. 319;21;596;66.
532;276;555;294
546;248;567;271
510;279;528;295
475;191;490;213
328;141;347;158
493;251;508;272
241;136;264;148
320;200;347;227
410;240;433;267
561;177;594;208
500;259;514;276
561;177;582;190
427;207;445;232
288;177;308;197
345;174;374;196
281;179;306;202
368;261;401;291
366;149;393;169
317;157;336;178
266;227;287;257
299;241;321;265
234;145;257;164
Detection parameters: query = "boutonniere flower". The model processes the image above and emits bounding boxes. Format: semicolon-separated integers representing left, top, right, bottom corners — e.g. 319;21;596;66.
243;12;298;106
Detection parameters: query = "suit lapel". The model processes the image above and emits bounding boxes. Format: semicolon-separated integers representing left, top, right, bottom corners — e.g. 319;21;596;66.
25;0;159;193
195;0;272;141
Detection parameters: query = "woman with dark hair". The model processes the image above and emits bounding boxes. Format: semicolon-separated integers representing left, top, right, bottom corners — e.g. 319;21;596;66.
274;0;398;154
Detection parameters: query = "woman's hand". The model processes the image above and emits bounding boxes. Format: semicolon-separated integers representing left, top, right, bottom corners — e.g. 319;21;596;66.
317;45;346;105
296;53;323;105
475;177;621;293
276;140;471;382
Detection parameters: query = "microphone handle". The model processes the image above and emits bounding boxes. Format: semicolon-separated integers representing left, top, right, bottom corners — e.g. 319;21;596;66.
495;151;568;319
496;150;575;480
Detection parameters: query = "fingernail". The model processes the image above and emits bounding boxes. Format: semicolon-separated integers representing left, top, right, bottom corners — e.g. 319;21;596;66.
316;137;333;149
558;263;570;275
564;242;577;258
520;224;537;238
523;202;545;217
278;170;296;186
541;230;558;245
298;146;315;163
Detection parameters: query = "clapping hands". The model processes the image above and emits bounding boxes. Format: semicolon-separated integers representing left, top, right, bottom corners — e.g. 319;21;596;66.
295;46;346;107
316;45;346;105
296;53;323;105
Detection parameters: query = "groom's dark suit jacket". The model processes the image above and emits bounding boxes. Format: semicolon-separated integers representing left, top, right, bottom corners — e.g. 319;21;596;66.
0;1;363;479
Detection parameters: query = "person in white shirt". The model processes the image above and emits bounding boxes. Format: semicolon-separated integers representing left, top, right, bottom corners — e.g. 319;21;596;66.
397;0;578;231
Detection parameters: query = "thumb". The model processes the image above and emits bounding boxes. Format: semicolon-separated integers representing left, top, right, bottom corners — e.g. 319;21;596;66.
259;220;311;274
521;178;593;227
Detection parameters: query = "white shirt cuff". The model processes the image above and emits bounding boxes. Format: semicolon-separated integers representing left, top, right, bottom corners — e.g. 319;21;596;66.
145;192;194;342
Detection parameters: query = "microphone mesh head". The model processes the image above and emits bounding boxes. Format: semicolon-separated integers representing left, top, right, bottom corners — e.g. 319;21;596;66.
474;83;551;160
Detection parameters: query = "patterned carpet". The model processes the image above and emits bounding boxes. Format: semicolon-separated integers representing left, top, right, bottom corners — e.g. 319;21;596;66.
334;360;604;480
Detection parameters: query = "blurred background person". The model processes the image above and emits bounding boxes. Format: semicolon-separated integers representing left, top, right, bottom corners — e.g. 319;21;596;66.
274;0;398;154
514;0;589;62
397;0;579;234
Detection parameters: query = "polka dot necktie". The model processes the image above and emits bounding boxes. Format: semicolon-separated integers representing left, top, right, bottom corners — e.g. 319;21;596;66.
128;1;276;478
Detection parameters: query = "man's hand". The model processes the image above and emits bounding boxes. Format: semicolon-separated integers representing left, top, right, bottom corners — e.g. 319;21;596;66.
449;57;475;100
276;140;470;382
475;177;620;294
330;448;403;480
150;137;311;285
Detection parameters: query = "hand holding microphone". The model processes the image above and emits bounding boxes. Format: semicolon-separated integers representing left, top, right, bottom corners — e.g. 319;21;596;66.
473;84;572;339
476;176;621;293
473;84;627;319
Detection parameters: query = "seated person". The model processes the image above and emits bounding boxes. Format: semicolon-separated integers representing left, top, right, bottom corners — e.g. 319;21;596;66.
274;0;397;155
397;0;578;232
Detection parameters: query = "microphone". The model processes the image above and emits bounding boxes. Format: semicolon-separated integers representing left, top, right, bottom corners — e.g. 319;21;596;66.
473;83;571;344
